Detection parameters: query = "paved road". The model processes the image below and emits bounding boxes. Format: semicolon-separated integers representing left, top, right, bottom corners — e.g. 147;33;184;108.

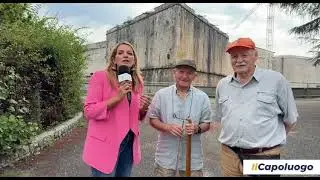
0;98;319;177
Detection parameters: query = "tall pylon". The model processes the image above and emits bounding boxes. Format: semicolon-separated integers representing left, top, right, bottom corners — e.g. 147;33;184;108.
266;3;275;69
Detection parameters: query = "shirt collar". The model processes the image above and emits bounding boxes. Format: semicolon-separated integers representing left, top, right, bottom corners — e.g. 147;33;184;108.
252;66;263;82
173;83;193;94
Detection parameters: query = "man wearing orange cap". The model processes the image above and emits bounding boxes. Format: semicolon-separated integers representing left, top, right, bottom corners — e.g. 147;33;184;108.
213;38;298;176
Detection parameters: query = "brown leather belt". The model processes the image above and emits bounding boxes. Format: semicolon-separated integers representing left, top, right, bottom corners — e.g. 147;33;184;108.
226;144;280;154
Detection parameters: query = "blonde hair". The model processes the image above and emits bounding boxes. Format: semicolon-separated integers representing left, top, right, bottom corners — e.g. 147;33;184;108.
105;41;143;92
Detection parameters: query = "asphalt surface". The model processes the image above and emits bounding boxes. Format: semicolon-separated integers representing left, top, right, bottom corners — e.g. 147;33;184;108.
0;98;319;177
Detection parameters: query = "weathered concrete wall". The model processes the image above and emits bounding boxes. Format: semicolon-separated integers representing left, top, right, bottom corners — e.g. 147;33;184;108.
84;41;273;81
174;4;229;86
105;4;180;69
86;3;319;91
272;55;320;88
105;4;180;84
83;42;320;96
105;3;229;87
85;41;106;76
256;47;274;69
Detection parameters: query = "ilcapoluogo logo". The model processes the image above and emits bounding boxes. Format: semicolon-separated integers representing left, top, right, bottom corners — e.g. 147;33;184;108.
243;160;320;175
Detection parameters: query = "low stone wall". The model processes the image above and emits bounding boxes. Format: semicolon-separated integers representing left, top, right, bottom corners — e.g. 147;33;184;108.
0;112;83;169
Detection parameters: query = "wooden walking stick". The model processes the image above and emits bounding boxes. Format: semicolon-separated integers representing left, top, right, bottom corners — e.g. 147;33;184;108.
185;118;192;177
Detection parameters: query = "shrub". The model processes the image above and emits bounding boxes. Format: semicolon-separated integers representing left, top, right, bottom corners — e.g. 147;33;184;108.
0;3;87;156
0;115;41;156
0;3;87;129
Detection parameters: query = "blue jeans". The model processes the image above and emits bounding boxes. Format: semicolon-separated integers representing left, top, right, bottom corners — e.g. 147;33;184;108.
91;130;134;177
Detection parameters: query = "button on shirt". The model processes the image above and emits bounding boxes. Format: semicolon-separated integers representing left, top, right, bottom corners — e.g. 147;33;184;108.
147;85;213;171
214;68;298;149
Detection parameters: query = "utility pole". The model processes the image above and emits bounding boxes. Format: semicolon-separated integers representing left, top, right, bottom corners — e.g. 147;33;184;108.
266;3;275;69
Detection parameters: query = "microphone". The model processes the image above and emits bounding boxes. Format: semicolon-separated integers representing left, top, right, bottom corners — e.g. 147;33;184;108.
117;65;132;105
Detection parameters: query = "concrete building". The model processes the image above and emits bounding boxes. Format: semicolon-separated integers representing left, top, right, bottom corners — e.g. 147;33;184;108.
272;55;320;88
85;41;106;76
85;41;274;79
104;3;230;87
86;3;275;86
256;47;274;69
84;3;320;97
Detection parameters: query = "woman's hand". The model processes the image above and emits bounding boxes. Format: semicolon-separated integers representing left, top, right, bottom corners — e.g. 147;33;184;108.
118;81;132;100
106;81;132;109
138;95;151;121
140;95;151;112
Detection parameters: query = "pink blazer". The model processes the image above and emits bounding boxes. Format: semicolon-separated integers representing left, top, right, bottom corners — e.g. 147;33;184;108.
82;70;143;174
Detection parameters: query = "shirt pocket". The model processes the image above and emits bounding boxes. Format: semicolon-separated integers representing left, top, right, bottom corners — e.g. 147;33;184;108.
218;96;231;116
256;92;277;119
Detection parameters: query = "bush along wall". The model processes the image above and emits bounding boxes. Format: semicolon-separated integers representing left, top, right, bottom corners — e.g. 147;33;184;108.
0;3;87;157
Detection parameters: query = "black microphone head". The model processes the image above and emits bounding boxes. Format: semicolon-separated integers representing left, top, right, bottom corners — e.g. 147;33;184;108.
117;65;132;83
118;65;130;75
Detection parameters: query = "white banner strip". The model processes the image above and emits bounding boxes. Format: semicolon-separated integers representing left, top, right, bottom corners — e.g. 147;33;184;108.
243;160;320;175
118;73;132;82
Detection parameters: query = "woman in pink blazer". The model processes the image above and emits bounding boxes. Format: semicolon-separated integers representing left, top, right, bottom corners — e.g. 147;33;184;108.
82;41;151;177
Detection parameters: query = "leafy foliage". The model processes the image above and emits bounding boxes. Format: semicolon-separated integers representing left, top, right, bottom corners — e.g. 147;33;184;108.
0;115;41;155
0;3;87;155
276;3;320;66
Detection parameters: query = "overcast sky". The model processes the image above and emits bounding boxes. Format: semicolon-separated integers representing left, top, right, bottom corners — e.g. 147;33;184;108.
36;3;315;57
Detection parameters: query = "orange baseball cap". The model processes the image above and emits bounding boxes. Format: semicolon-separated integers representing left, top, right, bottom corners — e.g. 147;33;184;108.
226;38;256;53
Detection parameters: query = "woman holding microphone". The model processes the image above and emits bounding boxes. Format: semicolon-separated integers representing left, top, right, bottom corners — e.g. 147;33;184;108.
82;41;151;177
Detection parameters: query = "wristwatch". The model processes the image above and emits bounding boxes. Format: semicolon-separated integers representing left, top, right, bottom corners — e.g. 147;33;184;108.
197;124;201;134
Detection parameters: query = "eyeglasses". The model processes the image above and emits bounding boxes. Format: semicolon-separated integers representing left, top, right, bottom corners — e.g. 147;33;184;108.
172;111;191;128
171;87;194;126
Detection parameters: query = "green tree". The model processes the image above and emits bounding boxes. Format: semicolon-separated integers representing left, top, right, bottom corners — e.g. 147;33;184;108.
276;3;320;66
0;3;34;24
0;3;87;128
0;3;87;156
